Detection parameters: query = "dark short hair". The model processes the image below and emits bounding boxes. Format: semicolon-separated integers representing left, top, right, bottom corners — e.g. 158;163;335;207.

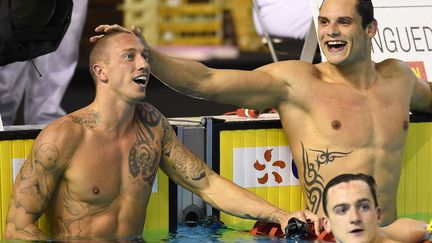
356;0;375;28
323;173;378;216
320;0;375;29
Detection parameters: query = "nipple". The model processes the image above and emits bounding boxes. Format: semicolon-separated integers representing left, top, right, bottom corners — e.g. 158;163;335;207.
403;121;409;130
331;120;342;130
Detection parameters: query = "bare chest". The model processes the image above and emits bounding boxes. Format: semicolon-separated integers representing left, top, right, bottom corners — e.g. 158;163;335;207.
63;131;162;206
305;83;410;148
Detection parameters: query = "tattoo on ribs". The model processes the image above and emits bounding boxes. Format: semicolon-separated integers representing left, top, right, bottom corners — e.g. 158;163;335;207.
301;142;352;213
70;109;101;128
54;186;110;237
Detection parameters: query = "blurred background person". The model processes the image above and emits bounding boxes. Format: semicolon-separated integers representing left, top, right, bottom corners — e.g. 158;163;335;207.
0;0;88;125
252;0;319;61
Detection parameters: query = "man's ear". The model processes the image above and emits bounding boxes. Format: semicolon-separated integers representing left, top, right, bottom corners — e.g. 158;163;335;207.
366;19;377;37
376;206;382;225
93;63;108;82
323;216;332;233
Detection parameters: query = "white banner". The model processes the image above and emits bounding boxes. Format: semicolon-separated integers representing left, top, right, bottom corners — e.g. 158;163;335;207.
12;158;26;183
233;146;299;188
372;1;432;80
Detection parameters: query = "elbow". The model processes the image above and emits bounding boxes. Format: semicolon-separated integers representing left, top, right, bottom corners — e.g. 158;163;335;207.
4;224;17;240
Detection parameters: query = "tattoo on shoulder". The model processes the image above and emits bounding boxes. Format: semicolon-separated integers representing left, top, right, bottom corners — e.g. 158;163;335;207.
35;143;59;171
25;143;59;199
136;103;162;127
70;110;100;128
301;142;352;213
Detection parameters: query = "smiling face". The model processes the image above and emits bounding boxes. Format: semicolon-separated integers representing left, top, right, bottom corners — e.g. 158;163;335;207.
318;0;376;66
323;180;381;243
92;32;151;103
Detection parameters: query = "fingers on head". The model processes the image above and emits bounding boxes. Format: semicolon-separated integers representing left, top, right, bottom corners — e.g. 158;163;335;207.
89;35;104;43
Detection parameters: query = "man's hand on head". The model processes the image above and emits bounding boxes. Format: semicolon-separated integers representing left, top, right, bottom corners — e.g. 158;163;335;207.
89;24;133;43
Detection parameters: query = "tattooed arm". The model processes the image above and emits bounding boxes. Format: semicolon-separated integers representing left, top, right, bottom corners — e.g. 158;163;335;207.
158;117;321;233
4;119;81;240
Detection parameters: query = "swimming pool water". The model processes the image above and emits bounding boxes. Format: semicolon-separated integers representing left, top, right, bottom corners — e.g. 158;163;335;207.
144;225;325;243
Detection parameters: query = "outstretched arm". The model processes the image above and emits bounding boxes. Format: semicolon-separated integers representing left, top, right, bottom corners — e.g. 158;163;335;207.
4;122;77;240
380;218;429;242
91;24;289;111
410;71;432;113
159;117;322;234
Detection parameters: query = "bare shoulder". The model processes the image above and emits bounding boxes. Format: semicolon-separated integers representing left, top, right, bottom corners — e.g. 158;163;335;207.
38;115;84;145
135;102;167;126
260;60;318;74
32;114;85;169
376;58;413;78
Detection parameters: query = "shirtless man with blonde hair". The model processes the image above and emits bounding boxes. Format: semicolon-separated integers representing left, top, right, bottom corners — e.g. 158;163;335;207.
93;0;432;241
4;30;313;240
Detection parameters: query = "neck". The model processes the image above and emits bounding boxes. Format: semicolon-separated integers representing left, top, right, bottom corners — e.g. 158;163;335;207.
90;91;138;133
329;60;376;90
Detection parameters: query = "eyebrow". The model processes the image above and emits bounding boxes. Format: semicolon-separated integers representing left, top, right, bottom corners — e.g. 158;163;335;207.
337;16;354;21
317;16;354;21
332;198;371;210
332;203;348;210
121;48;137;53
356;198;371;204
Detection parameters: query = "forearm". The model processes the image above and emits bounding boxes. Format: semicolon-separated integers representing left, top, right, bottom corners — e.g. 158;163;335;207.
199;173;287;225
380;218;428;242
149;48;213;99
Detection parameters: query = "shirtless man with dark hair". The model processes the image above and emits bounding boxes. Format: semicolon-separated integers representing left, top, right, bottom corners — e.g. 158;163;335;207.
92;0;432;241
322;173;429;243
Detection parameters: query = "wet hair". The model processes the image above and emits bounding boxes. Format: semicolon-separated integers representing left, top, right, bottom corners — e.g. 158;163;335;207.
88;31;129;82
322;173;379;216
356;0;375;28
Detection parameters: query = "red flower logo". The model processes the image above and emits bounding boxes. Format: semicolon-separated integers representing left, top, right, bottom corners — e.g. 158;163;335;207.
253;149;286;184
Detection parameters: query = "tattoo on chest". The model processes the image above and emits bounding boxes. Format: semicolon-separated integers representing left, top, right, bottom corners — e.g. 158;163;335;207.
301;142;352;213
54;186;110;237
129;104;162;184
70;110;101;128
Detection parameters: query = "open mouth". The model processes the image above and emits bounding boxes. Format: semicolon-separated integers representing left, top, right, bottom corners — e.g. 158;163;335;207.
350;228;364;234
133;74;148;86
325;40;347;52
